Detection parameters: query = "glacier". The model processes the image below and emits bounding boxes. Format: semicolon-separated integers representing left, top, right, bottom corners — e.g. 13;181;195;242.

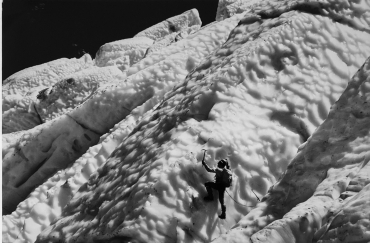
2;0;370;242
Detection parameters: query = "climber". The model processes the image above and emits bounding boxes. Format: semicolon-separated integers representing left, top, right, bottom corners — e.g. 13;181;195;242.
201;150;232;219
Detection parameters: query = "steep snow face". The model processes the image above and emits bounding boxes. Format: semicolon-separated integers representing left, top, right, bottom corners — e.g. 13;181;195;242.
2;11;243;243
3;1;370;243
35;9;370;243
214;57;370;243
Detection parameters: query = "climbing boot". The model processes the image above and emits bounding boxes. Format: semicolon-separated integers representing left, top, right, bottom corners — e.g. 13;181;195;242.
204;187;214;201
219;205;226;219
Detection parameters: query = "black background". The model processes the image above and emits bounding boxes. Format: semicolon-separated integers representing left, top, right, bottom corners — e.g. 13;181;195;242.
2;0;219;80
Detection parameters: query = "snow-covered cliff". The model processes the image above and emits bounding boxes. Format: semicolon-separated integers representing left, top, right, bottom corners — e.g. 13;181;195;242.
2;0;370;242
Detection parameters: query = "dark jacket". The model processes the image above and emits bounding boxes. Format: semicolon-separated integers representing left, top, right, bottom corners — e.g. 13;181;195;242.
203;162;228;185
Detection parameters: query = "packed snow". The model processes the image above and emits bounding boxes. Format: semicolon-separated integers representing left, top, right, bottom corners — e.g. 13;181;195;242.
2;0;370;243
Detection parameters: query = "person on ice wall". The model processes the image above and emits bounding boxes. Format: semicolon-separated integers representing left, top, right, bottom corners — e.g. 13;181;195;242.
201;151;232;219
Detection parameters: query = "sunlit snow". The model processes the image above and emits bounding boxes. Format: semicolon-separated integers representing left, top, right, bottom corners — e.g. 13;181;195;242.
2;1;370;243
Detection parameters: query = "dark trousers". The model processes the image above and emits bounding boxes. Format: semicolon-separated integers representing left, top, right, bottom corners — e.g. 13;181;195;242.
205;182;225;207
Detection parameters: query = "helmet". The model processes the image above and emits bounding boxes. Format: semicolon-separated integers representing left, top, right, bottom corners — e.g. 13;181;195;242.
218;159;229;168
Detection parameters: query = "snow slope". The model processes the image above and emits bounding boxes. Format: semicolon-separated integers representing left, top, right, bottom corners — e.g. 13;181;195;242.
214;57;370;243
3;10;242;243
2;0;370;242
36;7;370;243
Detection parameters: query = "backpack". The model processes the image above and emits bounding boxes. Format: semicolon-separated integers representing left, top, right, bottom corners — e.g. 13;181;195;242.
221;169;233;188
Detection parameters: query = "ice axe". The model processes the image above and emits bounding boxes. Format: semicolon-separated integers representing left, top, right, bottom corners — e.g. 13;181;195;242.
201;149;207;166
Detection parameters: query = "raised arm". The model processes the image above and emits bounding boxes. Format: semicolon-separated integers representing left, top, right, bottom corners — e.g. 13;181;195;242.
202;160;215;173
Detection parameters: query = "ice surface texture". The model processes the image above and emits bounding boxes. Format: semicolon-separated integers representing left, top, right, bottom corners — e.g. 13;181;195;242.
2;114;101;214
2;9;240;243
216;0;370;32
134;9;202;41
2;9;202;135
214;57;370;243
2;0;370;243
37;9;370;243
2;55;93;134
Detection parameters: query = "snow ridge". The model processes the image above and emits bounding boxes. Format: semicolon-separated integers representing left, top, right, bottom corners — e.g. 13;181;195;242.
3;1;370;243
